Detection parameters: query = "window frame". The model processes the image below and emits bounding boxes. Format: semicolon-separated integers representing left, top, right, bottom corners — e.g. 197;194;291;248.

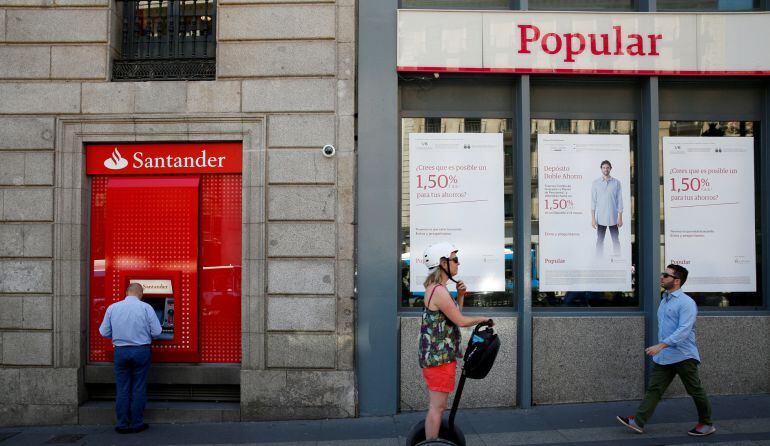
113;0;217;81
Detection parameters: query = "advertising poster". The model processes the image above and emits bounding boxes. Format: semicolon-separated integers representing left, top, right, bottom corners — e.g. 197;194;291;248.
409;133;505;292
537;134;633;291
663;137;756;292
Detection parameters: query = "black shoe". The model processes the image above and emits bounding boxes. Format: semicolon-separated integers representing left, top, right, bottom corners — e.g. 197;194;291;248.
616;415;644;433
115;426;132;434
688;423;716;436
131;423;149;433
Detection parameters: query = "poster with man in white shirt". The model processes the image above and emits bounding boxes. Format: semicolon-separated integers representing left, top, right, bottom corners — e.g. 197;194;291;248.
537;134;632;292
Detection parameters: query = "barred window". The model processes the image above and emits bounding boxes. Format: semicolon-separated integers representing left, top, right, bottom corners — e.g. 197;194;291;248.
113;0;216;81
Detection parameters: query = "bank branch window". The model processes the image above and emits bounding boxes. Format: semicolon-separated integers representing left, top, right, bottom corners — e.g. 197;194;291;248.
400;117;515;308
659;121;762;308
531;119;639;307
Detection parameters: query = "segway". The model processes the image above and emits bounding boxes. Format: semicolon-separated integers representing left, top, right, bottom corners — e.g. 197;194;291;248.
406;319;500;446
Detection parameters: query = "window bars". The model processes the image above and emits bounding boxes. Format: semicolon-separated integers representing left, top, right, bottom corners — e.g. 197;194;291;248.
113;0;216;81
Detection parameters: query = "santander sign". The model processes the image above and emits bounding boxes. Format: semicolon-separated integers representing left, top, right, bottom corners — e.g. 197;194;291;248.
86;142;243;175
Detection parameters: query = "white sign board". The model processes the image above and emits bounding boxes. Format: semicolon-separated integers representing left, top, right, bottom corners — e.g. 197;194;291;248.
409;133;505;293
663;137;756;292
537;134;632;291
129;279;173;295
398;10;770;75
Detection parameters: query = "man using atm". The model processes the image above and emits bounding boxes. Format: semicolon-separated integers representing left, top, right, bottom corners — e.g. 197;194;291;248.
99;283;162;434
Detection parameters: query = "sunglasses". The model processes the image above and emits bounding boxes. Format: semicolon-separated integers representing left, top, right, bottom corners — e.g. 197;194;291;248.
445;257;460;264
660;272;679;279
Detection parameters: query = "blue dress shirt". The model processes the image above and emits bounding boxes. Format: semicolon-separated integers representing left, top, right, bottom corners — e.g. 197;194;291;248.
591;176;623;226
99;296;162;347
654;289;701;365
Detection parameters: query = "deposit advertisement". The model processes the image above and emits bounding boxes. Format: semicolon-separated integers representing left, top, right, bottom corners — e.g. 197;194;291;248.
537;134;633;291
663;137;756;292
409;133;505;292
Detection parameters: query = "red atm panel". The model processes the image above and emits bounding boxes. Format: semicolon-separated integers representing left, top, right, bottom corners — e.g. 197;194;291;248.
198;175;242;362
89;174;242;363
88;142;242;364
92;177;201;362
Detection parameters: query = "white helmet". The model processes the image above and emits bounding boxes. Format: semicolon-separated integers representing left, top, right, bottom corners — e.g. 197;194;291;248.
423;242;458;270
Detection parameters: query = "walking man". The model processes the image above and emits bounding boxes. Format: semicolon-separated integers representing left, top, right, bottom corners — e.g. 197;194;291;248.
99;283;162;433
617;264;716;437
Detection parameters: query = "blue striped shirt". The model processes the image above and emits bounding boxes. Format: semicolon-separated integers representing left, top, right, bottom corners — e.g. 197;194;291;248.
99;296;162;347
653;289;701;365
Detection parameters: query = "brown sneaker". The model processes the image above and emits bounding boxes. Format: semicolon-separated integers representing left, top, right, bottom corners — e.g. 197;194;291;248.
616;415;644;433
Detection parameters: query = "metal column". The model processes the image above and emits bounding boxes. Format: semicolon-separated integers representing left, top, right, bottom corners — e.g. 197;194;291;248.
357;0;400;416
515;75;533;408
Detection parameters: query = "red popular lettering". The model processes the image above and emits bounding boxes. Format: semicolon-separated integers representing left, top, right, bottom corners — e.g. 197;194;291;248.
518;24;540;54
564;33;586;62
516;24;663;63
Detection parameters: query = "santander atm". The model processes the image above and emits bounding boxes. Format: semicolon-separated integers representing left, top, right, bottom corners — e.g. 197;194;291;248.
87;143;242;364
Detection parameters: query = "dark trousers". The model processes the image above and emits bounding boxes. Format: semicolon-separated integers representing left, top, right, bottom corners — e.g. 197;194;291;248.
596;224;620;255
635;359;712;427
114;345;151;429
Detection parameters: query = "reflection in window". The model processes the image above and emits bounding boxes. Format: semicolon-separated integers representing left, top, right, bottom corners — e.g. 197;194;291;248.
464;118;482;133
425;117;442;133
530;119;639;307
658;121;761;307
657;0;759;11
401;118;514;308
529;0;634;10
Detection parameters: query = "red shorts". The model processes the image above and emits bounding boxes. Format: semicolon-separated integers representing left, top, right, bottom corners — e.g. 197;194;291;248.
422;361;457;393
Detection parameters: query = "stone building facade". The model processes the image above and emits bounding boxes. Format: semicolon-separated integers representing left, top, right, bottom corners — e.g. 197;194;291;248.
0;0;356;425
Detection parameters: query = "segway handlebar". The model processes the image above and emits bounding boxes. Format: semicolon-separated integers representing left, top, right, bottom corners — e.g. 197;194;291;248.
474;319;494;331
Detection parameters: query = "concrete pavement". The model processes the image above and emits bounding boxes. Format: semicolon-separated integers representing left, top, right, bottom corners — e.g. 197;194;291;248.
0;394;769;445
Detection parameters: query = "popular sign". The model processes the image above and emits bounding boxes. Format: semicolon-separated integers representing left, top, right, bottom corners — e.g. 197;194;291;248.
86;142;243;175
397;11;770;75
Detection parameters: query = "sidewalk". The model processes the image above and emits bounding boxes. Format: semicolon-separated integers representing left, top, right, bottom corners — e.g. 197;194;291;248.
1;394;769;446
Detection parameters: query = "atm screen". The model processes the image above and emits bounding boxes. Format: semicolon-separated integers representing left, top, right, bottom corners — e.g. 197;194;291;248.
147;298;174;341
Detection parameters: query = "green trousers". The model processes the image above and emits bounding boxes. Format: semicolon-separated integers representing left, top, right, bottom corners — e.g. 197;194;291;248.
635;359;712;427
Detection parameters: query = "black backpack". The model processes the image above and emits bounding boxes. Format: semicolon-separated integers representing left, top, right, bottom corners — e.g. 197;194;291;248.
462;320;500;380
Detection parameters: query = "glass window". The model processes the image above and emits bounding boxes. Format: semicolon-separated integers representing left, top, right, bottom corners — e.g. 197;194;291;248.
400;0;512;9
529;0;634;10
114;0;216;81
401;117;514;308
657;0;760;11
659;121;762;307
531;119;639;308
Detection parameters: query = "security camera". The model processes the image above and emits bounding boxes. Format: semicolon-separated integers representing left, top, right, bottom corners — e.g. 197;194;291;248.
322;144;336;158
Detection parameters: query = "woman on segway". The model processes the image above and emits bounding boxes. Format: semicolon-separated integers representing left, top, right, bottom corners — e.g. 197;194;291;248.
419;242;492;442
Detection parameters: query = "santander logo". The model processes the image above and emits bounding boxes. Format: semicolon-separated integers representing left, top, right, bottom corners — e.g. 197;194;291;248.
103;148;129;170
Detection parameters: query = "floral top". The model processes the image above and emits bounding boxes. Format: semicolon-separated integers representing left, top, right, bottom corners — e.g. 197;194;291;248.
418;284;462;368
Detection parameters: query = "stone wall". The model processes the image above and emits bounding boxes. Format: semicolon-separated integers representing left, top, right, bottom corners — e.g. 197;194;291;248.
664;316;770;398
400;316;517;411
532;315;770;404
0;0;356;425
532;316;645;405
